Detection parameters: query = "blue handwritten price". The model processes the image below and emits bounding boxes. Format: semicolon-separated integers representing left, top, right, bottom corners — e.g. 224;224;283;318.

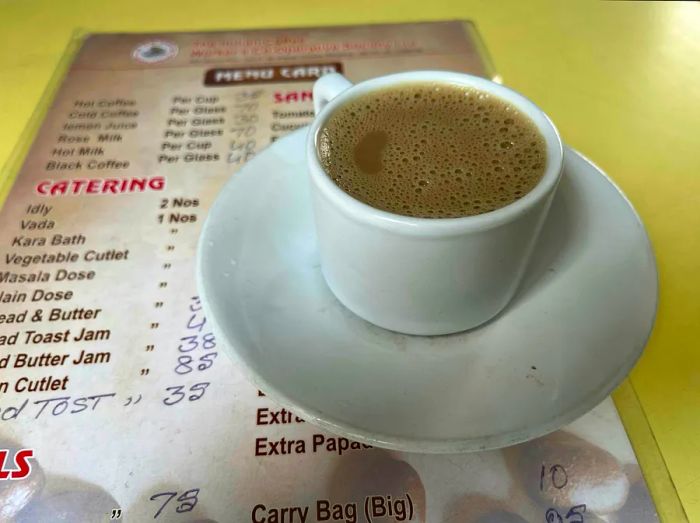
228;92;259;164
174;297;218;375
540;464;587;522
162;382;210;406
150;488;200;519
545;506;586;523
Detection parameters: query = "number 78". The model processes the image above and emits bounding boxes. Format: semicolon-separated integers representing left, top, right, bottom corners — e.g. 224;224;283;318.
149;488;200;518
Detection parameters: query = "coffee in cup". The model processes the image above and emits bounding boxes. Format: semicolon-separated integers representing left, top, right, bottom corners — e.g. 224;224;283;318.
317;82;547;218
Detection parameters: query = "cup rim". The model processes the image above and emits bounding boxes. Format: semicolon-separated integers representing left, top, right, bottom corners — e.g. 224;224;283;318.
307;71;564;236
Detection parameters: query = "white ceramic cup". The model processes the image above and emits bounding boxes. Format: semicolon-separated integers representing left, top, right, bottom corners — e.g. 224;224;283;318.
307;71;563;335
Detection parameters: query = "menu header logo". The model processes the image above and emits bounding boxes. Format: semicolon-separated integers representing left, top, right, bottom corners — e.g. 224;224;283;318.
204;63;343;86
132;41;179;63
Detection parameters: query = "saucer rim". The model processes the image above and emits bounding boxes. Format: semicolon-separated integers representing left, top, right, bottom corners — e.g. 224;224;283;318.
196;129;658;453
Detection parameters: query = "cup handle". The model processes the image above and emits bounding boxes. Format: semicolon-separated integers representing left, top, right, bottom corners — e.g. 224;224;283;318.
313;73;353;115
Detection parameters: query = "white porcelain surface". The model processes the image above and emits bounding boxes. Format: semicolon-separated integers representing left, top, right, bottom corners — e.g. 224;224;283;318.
308;72;564;334
197;128;657;453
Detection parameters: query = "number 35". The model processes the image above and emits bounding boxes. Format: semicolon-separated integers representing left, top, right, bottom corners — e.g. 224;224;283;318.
162;382;210;406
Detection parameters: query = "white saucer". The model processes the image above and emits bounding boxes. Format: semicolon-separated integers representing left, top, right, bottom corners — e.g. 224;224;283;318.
197;128;657;453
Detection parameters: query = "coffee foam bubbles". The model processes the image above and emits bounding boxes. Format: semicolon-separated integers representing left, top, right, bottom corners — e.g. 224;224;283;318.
318;82;547;218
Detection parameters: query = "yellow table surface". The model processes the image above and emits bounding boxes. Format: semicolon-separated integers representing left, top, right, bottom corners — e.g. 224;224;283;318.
1;0;698;519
